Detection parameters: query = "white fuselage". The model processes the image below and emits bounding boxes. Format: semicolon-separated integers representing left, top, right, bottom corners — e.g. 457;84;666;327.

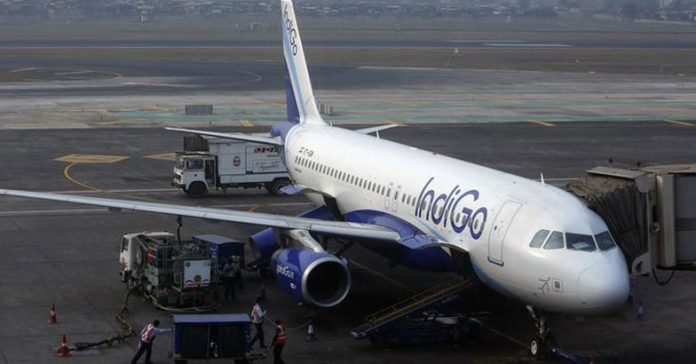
284;123;629;315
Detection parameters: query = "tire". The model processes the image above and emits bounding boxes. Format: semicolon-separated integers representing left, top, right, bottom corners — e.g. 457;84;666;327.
186;181;207;198
530;337;543;359
265;178;291;196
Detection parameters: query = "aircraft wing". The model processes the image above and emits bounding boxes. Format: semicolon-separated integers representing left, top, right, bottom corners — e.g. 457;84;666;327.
0;189;400;241
164;127;283;146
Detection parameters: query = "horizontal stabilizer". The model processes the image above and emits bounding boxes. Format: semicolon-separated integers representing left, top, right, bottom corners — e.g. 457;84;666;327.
280;184;307;195
165;127;283;146
355;124;402;135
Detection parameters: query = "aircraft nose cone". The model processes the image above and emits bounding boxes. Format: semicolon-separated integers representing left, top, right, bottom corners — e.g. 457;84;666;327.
578;262;630;314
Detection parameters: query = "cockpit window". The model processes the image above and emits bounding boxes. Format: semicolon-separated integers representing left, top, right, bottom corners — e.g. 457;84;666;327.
529;230;550;248
566;233;597;252
543;231;564;250
595;231;617;251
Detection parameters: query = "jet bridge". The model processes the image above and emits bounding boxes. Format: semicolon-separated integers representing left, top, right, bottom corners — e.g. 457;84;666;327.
566;164;696;275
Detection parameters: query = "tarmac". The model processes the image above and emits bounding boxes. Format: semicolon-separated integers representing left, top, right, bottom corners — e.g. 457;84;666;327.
0;50;695;363
0;122;695;364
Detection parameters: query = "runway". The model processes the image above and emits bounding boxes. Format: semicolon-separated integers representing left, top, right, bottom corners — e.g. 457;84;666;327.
0;123;695;363
0;59;696;129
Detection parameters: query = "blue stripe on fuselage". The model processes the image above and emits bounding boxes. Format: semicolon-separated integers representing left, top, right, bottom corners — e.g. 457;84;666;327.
344;209;458;272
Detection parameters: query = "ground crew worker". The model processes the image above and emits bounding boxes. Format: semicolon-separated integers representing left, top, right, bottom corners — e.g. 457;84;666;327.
271;319;287;364
249;297;267;349
232;255;244;289
221;257;236;301
131;319;171;364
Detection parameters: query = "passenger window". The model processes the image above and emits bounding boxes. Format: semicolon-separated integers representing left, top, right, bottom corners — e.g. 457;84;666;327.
394;191;399;200
566;233;597;252
595;231;617;251
529;230;550;248
543;231;564;250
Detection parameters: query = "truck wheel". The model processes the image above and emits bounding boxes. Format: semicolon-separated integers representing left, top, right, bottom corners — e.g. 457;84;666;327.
265;178;290;196
186;182;207;198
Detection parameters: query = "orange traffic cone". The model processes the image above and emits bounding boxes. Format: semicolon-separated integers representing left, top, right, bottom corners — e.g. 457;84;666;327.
57;334;71;358
48;302;57;324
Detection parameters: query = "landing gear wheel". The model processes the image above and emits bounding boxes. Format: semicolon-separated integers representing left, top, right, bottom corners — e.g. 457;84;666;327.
265;178;290;196
186;182;207;198
530;336;543;359
526;305;556;359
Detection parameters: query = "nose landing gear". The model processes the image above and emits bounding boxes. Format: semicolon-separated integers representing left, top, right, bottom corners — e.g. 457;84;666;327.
526;305;556;359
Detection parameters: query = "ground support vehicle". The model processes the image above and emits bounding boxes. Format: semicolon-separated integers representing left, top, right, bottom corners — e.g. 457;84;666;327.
173;135;290;197
171;314;264;364
351;279;478;345
118;231;240;312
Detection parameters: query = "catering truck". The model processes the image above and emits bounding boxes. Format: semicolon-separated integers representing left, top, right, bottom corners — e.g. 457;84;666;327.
173;135;290;198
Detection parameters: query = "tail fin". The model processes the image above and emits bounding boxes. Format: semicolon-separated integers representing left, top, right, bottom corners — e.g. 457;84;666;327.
281;0;325;125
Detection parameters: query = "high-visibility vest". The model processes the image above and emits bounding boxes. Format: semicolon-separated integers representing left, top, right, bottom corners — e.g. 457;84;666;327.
275;324;287;345
141;324;155;343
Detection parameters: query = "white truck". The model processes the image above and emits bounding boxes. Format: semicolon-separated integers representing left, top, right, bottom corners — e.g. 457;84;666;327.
172;135;291;197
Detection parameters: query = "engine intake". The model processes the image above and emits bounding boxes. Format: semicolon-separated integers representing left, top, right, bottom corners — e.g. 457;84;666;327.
272;248;351;308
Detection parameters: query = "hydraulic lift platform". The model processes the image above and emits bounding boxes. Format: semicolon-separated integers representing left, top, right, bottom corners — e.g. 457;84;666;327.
351;278;479;345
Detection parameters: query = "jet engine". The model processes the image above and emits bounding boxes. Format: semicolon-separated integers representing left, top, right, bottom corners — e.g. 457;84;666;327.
272;247;351;308
250;224;351;308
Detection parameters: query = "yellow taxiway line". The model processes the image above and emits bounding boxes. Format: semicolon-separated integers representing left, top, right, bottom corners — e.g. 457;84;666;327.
239;119;255;128
528;120;555;127
665;119;694;127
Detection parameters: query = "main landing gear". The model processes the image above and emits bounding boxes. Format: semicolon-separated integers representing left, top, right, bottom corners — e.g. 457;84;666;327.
526;305;556;359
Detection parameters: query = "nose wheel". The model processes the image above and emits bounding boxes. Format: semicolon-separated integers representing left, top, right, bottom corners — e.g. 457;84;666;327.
526;305;556;359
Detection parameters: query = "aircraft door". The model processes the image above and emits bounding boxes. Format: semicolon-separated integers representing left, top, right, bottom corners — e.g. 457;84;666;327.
204;158;216;186
384;182;395;210
487;200;523;266
391;184;402;212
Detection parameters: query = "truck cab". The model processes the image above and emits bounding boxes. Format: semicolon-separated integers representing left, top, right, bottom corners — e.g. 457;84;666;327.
173;153;216;198
119;231;176;286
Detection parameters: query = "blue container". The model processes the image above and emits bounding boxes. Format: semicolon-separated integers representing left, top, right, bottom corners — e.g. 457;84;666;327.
194;234;245;270
172;314;251;360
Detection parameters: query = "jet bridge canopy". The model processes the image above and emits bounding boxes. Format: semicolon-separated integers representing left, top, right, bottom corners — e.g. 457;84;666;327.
566;164;696;275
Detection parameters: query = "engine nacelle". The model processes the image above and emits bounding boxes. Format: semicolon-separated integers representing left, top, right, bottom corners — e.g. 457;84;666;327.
272;247;351;308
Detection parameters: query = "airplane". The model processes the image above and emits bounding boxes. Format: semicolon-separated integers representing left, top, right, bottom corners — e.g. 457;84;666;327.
0;0;629;357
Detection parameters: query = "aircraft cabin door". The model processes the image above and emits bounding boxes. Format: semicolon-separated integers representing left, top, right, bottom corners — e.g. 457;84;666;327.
487;200;523;266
